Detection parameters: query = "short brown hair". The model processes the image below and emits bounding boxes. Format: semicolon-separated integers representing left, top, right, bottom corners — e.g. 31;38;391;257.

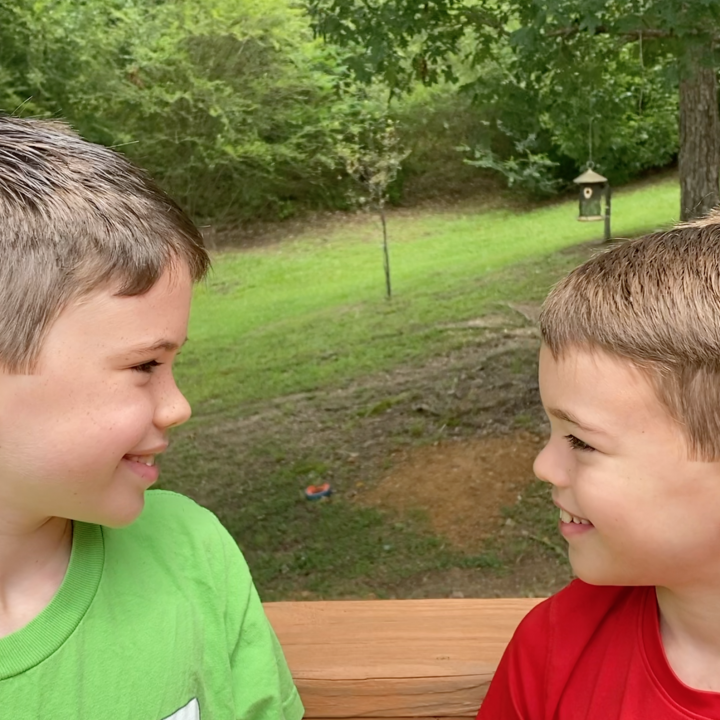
0;115;210;372
540;213;720;461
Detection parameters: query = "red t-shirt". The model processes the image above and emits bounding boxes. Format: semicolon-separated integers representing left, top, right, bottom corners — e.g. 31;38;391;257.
477;580;720;719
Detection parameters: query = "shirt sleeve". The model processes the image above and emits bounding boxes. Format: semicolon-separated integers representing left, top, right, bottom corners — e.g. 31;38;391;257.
218;522;305;720
475;599;551;720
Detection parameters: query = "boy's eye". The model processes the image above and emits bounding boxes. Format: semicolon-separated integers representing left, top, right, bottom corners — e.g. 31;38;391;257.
132;360;162;374
564;434;595;452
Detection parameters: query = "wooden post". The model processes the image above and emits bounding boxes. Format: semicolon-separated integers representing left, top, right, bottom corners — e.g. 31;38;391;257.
604;185;612;242
380;203;392;300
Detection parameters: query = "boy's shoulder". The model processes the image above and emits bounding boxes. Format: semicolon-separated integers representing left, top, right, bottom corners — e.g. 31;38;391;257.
129;489;221;533
478;581;656;718
518;579;644;659
111;489;225;541
537;577;639;625
101;490;247;587
4;500;303;719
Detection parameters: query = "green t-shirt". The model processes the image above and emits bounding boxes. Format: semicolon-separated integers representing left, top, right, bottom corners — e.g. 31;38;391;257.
0;490;304;720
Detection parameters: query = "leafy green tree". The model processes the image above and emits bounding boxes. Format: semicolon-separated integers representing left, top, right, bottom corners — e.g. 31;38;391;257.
0;0;378;221
307;0;720;220
455;35;677;195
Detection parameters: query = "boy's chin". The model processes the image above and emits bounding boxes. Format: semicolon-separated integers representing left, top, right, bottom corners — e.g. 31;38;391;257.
71;494;147;529
568;552;639;587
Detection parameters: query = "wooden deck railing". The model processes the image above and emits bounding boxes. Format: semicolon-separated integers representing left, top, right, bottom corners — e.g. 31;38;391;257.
265;597;542;719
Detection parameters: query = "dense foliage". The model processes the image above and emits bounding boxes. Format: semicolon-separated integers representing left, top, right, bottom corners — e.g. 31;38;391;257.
0;0;696;221
459;36;678;193
0;0;388;220
308;0;719;197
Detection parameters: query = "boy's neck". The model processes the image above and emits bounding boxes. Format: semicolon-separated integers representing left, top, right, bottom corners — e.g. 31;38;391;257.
657;584;720;692
0;514;72;638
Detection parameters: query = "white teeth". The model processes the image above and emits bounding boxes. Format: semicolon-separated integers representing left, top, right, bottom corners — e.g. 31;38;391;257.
127;455;155;466
559;508;590;525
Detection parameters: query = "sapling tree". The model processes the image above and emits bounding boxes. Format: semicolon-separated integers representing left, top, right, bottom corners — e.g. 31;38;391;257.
339;117;409;300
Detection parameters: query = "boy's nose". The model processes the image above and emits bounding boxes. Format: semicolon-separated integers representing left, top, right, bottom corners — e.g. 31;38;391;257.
533;440;565;487
155;380;192;429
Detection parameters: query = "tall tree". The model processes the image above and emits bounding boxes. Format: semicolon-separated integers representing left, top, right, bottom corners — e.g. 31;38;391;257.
308;0;720;220
0;0;387;223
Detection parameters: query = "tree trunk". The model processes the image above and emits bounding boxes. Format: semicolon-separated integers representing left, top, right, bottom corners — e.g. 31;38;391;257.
679;50;720;221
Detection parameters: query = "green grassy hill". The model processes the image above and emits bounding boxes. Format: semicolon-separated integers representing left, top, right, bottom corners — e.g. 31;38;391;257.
180;176;679;416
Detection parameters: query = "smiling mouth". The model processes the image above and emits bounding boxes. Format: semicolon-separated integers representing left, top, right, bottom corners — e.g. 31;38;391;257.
124;454;156;467
559;508;592;525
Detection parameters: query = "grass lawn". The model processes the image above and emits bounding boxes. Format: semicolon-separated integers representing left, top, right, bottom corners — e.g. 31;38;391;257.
180;177;679;417
160;176;680;600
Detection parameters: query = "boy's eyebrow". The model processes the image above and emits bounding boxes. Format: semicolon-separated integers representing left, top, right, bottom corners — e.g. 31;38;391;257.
547;408;606;435
125;338;189;355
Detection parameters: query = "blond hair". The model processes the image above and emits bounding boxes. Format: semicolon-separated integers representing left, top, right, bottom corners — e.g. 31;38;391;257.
540;212;720;461
0;116;210;372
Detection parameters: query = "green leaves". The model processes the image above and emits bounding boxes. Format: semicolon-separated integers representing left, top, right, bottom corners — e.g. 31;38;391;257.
1;0;713;217
0;0;388;221
307;0;506;92
307;0;703;194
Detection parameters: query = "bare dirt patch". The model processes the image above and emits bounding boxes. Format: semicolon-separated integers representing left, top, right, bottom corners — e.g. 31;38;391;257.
362;433;546;551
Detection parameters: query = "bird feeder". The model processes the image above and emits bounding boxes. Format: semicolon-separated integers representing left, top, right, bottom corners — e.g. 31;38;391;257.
573;167;611;241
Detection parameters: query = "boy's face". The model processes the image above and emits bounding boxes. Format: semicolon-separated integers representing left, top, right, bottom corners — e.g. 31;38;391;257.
535;343;720;588
0;266;193;529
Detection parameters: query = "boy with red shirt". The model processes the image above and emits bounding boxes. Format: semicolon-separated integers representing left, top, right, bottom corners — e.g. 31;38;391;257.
478;216;720;718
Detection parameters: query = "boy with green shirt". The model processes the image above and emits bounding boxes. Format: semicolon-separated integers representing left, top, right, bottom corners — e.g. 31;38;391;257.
0;116;304;720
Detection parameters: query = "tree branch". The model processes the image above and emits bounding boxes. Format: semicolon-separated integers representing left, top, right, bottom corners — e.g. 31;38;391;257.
545;25;674;40
546;24;720;43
